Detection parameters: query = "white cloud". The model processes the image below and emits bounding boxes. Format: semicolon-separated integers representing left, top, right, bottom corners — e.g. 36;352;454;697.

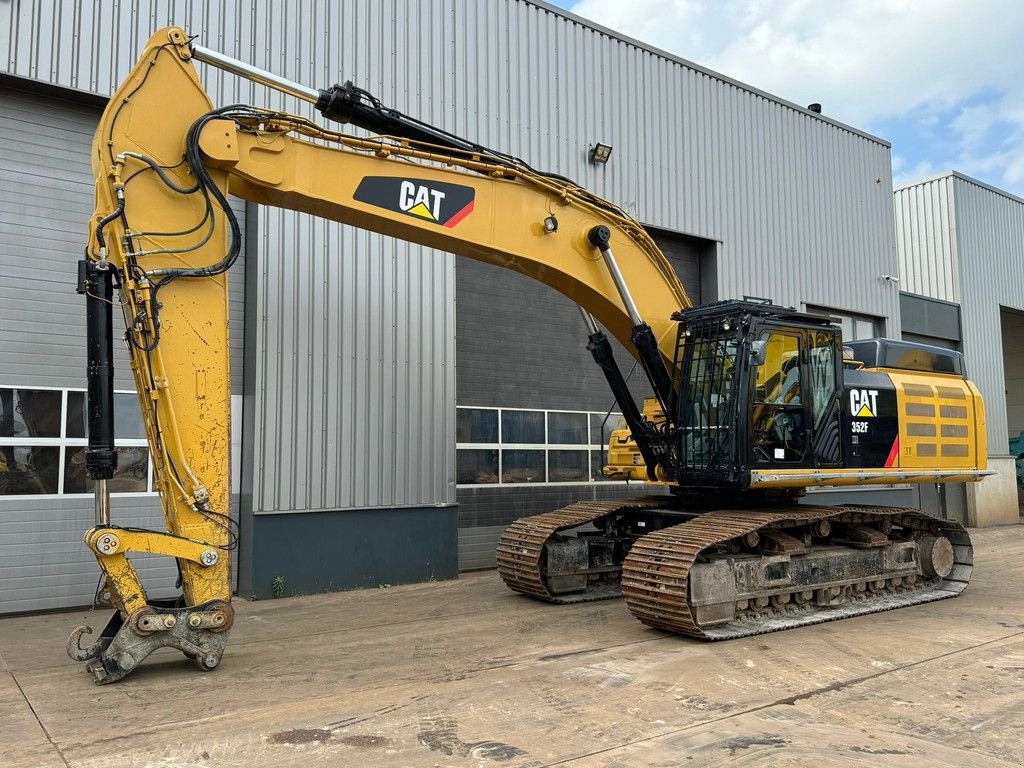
892;158;939;189
570;0;1024;124
568;0;1024;193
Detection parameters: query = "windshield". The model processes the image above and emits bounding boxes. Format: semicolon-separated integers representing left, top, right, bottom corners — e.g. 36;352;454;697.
677;330;739;471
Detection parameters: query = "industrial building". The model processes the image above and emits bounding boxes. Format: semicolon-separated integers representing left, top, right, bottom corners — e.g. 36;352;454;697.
0;0;1013;615
895;171;1024;528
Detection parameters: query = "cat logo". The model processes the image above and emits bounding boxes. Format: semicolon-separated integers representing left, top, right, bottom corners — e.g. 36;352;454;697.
399;181;446;221
353;176;475;228
849;388;879;418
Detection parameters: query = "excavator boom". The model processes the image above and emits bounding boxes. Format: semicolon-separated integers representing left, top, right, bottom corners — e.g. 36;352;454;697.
69;27;688;682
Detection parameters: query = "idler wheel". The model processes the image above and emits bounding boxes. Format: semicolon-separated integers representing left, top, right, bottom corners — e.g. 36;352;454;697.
919;535;955;578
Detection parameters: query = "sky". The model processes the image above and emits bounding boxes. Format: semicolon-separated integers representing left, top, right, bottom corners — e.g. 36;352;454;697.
549;0;1024;196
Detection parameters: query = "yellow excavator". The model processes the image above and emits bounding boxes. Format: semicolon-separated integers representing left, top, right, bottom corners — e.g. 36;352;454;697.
67;28;989;683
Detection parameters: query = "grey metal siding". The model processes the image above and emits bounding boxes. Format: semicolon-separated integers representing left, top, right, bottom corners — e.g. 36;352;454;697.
0;496;178;614
951;176;1024;453
894;177;960;303
0;87;106;389
895;172;1024;454
250;209;456;513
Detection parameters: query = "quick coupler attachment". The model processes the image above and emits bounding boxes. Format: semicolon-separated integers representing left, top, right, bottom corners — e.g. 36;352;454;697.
66;599;233;684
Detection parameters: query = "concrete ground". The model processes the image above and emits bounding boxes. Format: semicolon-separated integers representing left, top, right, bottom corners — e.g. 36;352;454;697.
2;525;1024;768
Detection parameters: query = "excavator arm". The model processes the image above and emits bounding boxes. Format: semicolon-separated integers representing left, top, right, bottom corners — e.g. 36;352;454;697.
68;27;690;682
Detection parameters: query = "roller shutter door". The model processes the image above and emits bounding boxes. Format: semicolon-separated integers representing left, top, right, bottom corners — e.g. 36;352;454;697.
0;85;246;613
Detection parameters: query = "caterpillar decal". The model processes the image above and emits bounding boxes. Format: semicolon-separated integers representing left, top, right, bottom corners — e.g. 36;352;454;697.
850;388;879;418
354;176;475;227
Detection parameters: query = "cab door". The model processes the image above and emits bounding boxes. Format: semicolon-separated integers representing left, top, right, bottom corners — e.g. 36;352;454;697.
750;329;810;467
750;326;842;469
807;329;843;466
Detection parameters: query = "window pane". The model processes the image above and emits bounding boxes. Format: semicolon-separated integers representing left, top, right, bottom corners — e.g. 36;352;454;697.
752;332;805;463
755;333;801;404
456;409;498;443
65;391;147;440
806;305;880;343
0;446;60;494
456;449;498;484
590;412;625;446
501;411;544;444
64;447;150;494
66;391;86;439
810;331;836;426
548;450;588;481
114;394;147;440
853;317;878;340
501;449;545;483
0;389;62;438
590;450;612;481
547;412;587;445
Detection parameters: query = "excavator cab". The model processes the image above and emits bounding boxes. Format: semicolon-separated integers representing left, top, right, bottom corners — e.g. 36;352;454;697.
673;300;843;491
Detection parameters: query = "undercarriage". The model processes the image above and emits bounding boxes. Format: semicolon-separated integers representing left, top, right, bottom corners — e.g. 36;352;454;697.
497;497;972;638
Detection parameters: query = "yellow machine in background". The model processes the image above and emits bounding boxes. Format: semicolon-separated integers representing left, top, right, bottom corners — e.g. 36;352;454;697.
68;28;988;683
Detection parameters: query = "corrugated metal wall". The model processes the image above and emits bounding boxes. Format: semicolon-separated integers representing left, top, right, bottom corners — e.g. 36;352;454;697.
251;214;456;512
952;177;1024;452
2;1;897;538
894;177;960;303
894;172;1024;454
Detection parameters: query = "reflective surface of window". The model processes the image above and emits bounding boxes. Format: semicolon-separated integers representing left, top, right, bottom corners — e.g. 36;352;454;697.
547;412;588;444
456;408;498;443
501;411;544;444
501;450;545;483
1;388;153;496
455;407;629;486
548;450;588;481
456;448;498;485
1;389;62;438
0;446;60;494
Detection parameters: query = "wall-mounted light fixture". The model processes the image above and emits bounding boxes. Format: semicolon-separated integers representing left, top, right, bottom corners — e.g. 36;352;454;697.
590;142;613;164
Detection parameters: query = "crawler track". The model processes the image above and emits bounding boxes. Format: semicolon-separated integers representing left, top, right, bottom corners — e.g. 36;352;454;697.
622;505;972;639
496;496;668;602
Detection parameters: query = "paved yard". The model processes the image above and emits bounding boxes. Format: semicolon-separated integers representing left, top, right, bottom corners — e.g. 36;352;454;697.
2;524;1023;767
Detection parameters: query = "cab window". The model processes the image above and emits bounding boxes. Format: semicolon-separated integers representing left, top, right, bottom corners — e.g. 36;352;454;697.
809;331;836;426
752;332;804;462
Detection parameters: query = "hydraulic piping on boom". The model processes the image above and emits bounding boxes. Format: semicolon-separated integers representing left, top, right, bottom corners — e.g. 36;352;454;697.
67;27;989;683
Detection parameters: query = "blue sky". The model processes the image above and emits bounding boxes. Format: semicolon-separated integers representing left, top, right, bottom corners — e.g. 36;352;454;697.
547;0;1024;196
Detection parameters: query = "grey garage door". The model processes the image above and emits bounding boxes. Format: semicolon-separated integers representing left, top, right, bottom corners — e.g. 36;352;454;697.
0;84;245;613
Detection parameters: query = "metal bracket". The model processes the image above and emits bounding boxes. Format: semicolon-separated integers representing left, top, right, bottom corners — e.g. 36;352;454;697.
66;600;233;684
